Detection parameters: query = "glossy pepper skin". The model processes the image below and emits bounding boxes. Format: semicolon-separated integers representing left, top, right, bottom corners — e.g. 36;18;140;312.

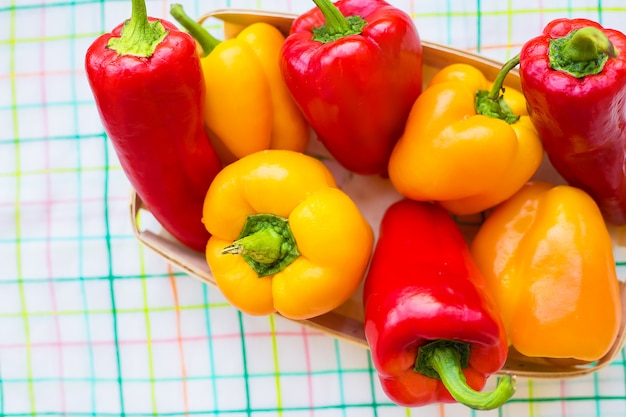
471;181;622;362
280;0;422;175
519;18;626;225
171;5;309;165
388;63;543;215
363;199;514;410
202;150;374;320
85;0;221;252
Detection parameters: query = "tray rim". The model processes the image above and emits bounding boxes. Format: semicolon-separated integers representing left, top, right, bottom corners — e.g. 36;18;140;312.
129;8;626;380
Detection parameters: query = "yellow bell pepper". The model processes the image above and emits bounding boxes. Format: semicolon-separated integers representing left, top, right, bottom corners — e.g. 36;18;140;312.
201;149;374;320
171;6;309;164
388;63;543;215
470;181;622;362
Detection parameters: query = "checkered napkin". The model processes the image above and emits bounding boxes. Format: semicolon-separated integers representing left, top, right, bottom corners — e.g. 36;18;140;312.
1;1;626;416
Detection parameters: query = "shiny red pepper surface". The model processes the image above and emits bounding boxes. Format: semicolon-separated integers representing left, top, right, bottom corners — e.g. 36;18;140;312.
280;0;422;175
85;0;222;251
519;18;626;225
363;199;514;410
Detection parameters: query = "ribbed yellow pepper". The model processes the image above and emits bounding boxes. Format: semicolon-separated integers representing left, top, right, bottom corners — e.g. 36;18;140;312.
470;181;622;362
201;150;374;320
171;7;309;164
388;63;543;215
205;23;310;162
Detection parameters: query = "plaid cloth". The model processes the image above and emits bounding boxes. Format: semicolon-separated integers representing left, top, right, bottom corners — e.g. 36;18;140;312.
1;0;626;416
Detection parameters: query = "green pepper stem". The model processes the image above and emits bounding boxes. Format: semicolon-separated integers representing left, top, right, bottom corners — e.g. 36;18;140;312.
311;0;367;44
487;54;520;101
550;26;618;78
221;214;300;277
312;0;352;36
107;0;168;57
562;27;618;62
222;228;284;264
169;3;221;57
415;340;516;410
474;54;521;124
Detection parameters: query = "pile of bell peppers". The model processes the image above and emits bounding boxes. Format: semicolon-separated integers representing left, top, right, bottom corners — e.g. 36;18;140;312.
86;0;626;412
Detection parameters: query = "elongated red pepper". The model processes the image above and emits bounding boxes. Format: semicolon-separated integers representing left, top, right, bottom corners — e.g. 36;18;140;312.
363;199;514;410
85;0;222;251
280;0;422;175
517;18;626;225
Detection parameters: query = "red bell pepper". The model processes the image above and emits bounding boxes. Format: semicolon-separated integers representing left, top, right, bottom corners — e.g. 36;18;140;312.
517;18;626;225
85;0;222;252
279;0;422;175
363;199;515;410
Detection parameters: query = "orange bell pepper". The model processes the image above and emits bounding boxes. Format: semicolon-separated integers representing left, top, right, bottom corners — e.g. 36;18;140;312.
388;63;543;215
201;150;374;320
470;181;622;362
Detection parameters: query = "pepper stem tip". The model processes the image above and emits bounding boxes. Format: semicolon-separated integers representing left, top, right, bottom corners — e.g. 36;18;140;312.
415;340;515;410
566;27;618;60
474;54;520;124
550;26;618;78
221;213;300;277
169;3;221;56
106;0;168;57
311;0;367;43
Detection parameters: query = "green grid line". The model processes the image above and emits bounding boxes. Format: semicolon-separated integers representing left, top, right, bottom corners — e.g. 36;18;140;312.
269;315;284;416
506;0;513;59
69;0;97;410
201;283;220;411
139;246;158;416
0;133;108;143
0;166;124;179
476;0;482;54
0;103;106;113
0;304;233;319
409;7;626;18
7;0;36;414
0;368;377;384
0;367;4;415
237;310;252;414
594;372;602;416
0;33;102;46
365;350;381;416
333;339;348;417
101;84;125;415
621;349;626;407
0;273;225;286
